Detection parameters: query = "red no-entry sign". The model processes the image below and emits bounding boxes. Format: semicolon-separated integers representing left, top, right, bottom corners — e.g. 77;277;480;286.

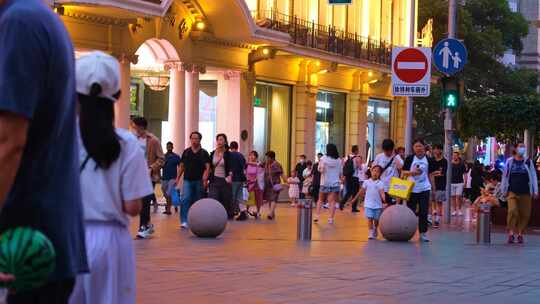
391;47;431;97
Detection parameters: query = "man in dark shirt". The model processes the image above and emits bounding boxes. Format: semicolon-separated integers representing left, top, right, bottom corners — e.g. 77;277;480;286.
229;141;248;220
295;155;307;199
162;142;181;215
431;144;447;228
450;151;467;216
177;132;211;229
0;0;88;301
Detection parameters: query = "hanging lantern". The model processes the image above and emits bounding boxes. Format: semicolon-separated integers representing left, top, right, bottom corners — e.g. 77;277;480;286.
140;71;170;91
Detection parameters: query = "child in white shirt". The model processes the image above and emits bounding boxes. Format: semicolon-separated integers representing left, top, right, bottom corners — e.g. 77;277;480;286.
287;170;300;207
358;165;386;239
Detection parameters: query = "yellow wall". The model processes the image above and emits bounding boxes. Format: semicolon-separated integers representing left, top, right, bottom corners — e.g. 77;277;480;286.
247;0;412;45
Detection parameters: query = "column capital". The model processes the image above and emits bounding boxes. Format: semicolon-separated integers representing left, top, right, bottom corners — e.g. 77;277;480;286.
113;53;138;65
241;71;256;86
164;61;183;71
193;64;206;74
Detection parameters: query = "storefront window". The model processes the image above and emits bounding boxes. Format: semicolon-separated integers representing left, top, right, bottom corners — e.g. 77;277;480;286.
253;82;292;172
367;99;391;161
315;91;346;156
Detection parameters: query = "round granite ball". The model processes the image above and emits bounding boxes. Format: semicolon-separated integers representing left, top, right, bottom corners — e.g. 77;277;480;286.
188;198;228;238
379;204;417;242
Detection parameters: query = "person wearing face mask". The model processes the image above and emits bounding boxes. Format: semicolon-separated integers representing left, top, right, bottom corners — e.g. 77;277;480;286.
501;143;539;244
295;155;308;199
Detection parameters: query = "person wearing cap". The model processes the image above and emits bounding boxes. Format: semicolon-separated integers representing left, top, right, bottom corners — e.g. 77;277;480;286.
69;51;154;304
0;0;88;302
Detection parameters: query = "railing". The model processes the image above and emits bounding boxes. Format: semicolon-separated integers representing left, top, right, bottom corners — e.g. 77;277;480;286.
252;10;392;66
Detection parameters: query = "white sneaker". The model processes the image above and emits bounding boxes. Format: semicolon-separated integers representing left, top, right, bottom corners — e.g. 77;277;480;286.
458;211;463;216
328;218;334;224
451;211;457;216
420;233;430;242
180;222;189;229
136;226;151;239
147;224;155;234
368;229;375;240
323;203;329;209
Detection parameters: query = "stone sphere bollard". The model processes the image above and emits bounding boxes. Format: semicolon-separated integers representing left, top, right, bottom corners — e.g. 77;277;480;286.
379;204;417;242
188;198;228;238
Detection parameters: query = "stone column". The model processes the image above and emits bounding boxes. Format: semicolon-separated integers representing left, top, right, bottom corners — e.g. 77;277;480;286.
216;70;255;156
114;54;137;129
350;71;369;160
166;62;186;152
295;84;317;162
240;71;256;155
185;64;204;147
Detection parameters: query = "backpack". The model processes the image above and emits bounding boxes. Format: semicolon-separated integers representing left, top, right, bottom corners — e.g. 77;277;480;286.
342;156;356;178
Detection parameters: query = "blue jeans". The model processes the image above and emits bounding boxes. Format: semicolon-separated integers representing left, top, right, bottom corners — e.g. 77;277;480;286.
181;180;203;224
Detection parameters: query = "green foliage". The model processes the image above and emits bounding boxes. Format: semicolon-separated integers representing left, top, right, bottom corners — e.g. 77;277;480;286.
458;95;540;141
416;0;538;142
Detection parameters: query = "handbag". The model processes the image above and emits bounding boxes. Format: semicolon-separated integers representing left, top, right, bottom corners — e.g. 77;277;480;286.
273;184;283;192
388;177;415;200
246;191;256;207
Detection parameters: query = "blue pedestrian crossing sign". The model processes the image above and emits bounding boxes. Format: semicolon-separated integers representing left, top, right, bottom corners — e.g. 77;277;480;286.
433;38;467;76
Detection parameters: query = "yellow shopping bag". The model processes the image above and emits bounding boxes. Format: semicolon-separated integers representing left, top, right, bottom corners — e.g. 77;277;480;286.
246;192;256;207
388;177;415;200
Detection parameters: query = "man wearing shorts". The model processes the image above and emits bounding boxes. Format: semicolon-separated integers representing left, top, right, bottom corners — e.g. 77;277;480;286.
161;142;181;215
431;144;447;228
451;151;467;216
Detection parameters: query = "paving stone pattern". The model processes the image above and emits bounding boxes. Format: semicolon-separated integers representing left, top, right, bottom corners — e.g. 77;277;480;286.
133;206;540;304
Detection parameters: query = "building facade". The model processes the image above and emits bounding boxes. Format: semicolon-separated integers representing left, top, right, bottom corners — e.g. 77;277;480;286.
52;0;417;170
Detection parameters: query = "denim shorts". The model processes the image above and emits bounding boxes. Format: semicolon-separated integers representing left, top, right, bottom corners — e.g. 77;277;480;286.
320;186;340;194
365;207;383;220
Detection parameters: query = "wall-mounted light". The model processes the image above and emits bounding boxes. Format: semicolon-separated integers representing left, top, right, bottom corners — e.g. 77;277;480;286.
368;79;378;84
318;69;328;74
368;71;373;77
194;20;205;31
262;48;270;55
316;61;321;67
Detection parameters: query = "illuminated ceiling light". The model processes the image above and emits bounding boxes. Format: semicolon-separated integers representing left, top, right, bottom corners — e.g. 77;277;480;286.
195;21;205;31
141;71;170;91
262;48;270;55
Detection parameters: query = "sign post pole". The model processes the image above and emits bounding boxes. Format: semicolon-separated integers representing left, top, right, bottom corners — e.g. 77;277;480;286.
443;0;457;225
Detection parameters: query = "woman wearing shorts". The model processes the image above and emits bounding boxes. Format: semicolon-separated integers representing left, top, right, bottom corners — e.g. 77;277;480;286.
315;144;343;224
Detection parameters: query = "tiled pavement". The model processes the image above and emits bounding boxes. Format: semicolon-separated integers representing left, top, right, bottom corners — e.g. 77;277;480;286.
133;205;540;304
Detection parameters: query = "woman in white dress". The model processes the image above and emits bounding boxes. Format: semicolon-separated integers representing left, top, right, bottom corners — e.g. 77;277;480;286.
69;52;154;304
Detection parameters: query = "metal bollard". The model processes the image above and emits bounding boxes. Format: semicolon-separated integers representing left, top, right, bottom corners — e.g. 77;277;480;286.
297;199;312;241
476;203;491;244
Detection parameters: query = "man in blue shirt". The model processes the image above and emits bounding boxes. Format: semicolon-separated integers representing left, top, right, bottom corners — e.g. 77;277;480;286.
162;142;181;215
0;0;88;302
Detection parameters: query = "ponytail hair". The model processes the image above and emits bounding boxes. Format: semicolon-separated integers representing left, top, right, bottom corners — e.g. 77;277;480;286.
78;83;121;169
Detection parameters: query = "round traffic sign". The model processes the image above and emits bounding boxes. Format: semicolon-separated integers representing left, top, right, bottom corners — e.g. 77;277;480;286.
393;48;429;83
